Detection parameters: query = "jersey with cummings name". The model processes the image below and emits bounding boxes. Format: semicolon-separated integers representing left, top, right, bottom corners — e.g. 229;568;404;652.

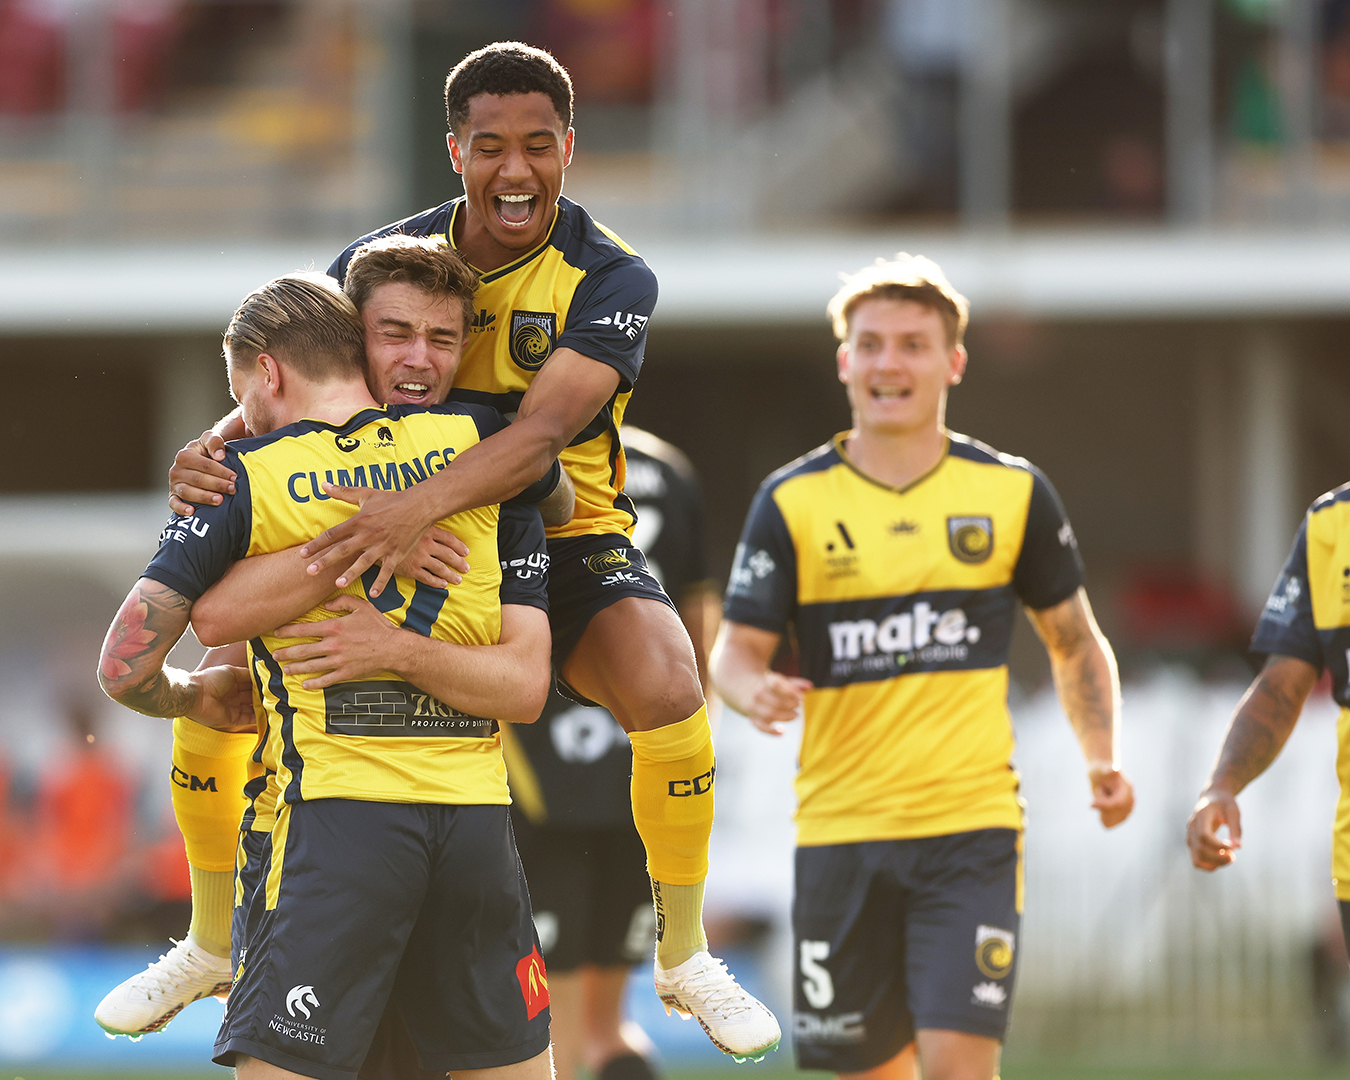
142;403;549;816
330;195;657;541
724;433;1084;847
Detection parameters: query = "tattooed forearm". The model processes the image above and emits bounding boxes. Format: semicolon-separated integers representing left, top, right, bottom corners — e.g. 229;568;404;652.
1029;590;1121;762
1207;655;1317;795
98;577;198;718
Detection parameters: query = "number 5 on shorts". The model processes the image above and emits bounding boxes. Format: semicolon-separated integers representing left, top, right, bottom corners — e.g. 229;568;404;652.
800;940;834;1009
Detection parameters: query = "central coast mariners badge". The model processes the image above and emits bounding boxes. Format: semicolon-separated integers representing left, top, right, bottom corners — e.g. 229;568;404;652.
948;516;993;564
510;310;557;371
975;925;1015;979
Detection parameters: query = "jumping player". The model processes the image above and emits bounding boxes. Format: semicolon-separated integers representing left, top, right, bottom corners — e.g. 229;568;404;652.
1187;485;1350;946
174;42;778;1059
711;254;1135;1080
99;272;555;1080
506;426;714;1080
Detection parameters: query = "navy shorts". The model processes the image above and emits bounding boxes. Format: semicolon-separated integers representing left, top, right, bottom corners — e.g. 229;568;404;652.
512;812;655;971
792;828;1023;1072
546;533;677;702
215;800;550;1080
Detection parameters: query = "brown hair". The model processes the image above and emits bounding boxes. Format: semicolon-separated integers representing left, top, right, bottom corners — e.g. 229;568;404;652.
444;41;573;135
224;272;365;380
827;253;970;346
343;235;478;335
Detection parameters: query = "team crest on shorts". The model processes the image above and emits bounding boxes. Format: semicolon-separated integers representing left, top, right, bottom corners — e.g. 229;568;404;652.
515;945;550;1020
948;516;994;564
510;310;557;371
585;549;632;574
974;925;1015;980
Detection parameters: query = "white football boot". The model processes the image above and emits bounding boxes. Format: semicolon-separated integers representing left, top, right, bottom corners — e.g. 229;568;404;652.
94;937;233;1037
654;950;782;1063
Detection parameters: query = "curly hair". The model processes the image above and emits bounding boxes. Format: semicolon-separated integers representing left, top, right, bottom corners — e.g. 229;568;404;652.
444;41;573;135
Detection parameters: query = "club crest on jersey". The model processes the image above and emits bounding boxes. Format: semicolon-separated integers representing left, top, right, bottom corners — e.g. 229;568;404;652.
510;310;557;371
585;549;631;574
948;516;993;564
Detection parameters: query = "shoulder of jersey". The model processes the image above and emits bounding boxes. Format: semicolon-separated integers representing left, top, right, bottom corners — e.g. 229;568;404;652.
226;407;391;457
373;201;456;244
946;431;1037;473
760;440;842;494
623;426;697;482
1310;481;1350;516
554;196;650;270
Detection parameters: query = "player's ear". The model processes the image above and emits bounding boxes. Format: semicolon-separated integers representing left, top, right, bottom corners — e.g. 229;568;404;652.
562;128;575;168
447;132;464;175
949;343;968;386
836;341;851;385
258;353;284;395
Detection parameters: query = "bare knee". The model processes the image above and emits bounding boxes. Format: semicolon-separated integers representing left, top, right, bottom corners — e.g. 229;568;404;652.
914;1029;1000;1080
838;1041;917;1080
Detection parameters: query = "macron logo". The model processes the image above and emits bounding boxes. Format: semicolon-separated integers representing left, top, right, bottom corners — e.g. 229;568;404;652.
286;985;320;1020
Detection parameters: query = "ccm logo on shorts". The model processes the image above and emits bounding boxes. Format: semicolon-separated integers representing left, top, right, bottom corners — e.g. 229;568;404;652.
668;768;715;796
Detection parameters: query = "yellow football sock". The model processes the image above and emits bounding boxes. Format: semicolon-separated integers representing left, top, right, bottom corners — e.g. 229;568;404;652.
187;867;234;959
628;707;715;885
652;879;708;970
629;707;715;969
170;717;255;871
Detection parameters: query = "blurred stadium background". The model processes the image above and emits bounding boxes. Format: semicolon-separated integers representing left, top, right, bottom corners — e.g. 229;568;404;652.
2;0;1350;1075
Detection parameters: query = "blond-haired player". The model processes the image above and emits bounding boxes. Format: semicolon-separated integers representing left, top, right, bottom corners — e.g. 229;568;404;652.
712;254;1135;1080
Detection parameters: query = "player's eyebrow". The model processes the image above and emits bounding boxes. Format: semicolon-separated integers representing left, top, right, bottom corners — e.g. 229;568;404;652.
376;315;458;339
473;128;557;142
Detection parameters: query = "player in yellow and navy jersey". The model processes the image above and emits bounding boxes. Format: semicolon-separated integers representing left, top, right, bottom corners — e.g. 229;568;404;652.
713;254;1134;1080
99;274;554;1080
299;42;778;1058
1189;486;1350;947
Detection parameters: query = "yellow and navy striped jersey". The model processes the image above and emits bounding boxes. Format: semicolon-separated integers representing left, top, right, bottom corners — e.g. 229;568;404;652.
140;404;549;819
330;195;658;541
1250;484;1350;897
723;432;1084;847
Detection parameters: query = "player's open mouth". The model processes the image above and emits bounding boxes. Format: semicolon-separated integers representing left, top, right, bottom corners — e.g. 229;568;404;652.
394;381;431;404
494;194;536;228
871;387;911;399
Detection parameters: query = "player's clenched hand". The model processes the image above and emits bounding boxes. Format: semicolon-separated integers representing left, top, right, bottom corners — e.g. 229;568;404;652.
1187;789;1242;871
273;594;398;689
744;673;813;736
301;484;433;597
1088;762;1135;828
395;526;470;588
168;430;235;516
188;664;255;733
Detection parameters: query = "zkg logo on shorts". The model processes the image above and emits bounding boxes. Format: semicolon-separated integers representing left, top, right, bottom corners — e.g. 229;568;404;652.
974;925;1015;980
668;767;714;797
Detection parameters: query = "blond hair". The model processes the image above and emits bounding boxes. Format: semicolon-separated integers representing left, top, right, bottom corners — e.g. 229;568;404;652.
827;253;969;346
224;272;365;381
344;234;478;334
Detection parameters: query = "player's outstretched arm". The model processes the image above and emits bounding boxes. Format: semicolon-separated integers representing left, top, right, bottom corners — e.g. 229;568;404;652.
270;598;551;723
1186;654;1318;871
167;410;247;516
1026;587;1134;828
711;620;813;735
301;347;620;596
98;577;254;732
190;526;471;647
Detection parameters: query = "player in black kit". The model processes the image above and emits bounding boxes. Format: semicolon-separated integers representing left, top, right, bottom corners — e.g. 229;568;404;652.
503;427;712;1080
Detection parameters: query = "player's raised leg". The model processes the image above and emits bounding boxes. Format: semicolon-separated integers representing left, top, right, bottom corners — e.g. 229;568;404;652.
563;597;780;1061
95;647;254;1037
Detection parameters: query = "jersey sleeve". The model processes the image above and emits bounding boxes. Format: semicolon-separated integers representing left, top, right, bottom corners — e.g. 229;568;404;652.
1012;468;1086;610
723;484;797;633
140;452;253;602
556;256;658;391
511;459;563;506
1250;518;1323;670
497;501;549;611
